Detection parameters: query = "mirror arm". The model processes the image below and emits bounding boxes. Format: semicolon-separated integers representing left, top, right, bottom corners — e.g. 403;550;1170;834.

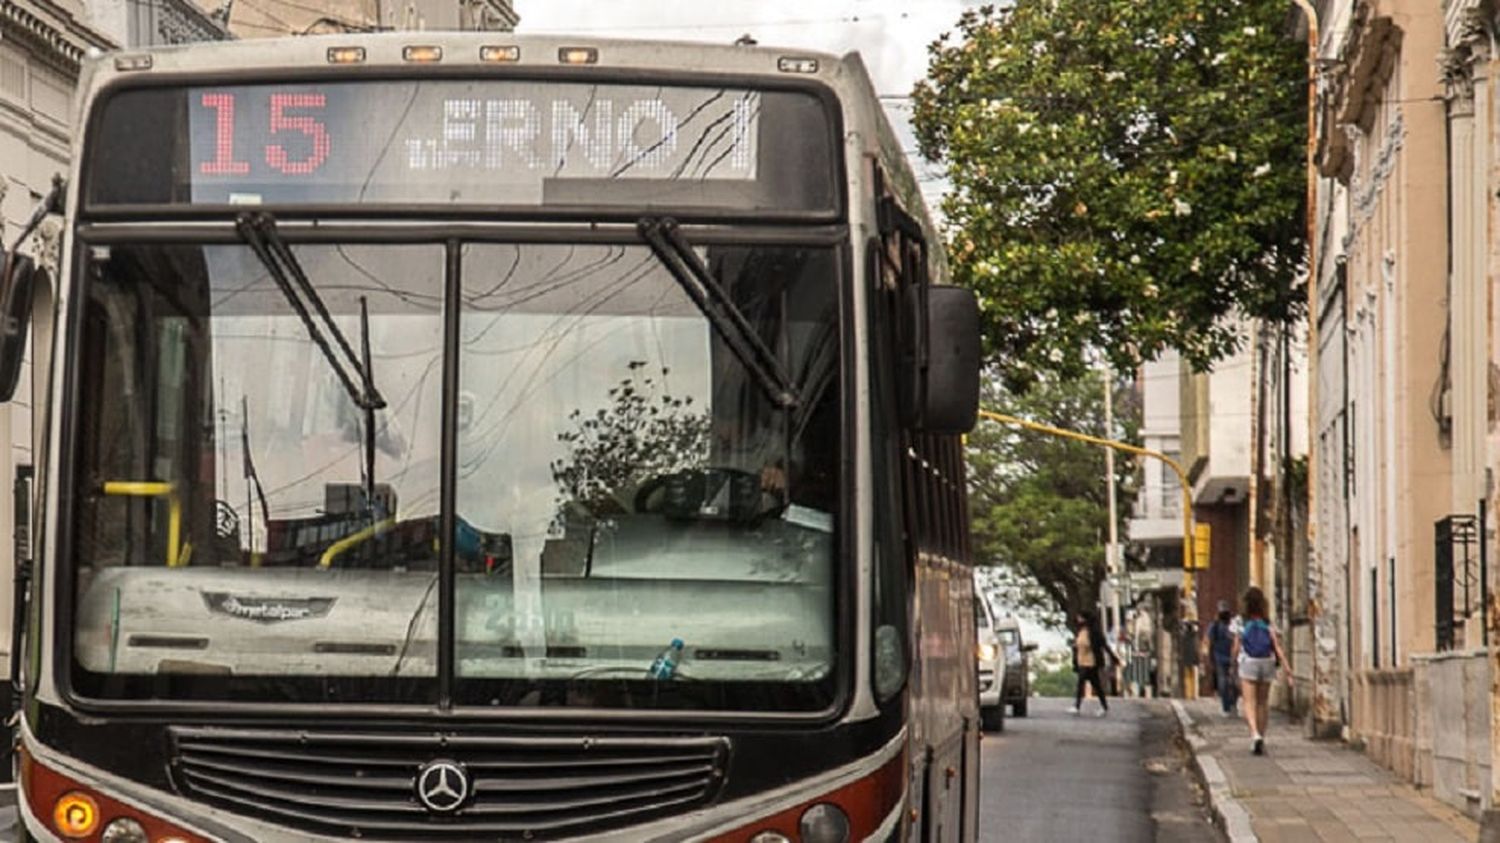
6;175;65;256
8;466;31;718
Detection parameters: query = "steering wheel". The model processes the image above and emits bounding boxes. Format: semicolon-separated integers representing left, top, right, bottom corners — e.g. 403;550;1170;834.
633;467;784;522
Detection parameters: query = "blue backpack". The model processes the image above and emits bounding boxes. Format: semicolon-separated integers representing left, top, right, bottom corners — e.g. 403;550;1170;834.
1242;619;1274;659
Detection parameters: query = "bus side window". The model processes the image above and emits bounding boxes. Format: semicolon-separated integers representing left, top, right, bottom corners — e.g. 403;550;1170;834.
869;232;909;701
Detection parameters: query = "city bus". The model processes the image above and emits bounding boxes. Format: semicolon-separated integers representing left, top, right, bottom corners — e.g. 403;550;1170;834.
0;32;982;842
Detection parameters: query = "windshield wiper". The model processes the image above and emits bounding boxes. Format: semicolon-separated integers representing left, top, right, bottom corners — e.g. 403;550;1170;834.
234;212;387;512
637;217;800;410
235;212;385;412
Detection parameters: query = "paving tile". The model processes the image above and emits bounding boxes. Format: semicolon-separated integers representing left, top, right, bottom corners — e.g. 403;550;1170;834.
1276;826;1330;843
1179;701;1480;843
1311;821;1360;842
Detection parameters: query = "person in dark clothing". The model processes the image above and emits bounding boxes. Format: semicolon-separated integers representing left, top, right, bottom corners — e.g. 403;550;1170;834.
1069;610;1118;717
1205;601;1239;716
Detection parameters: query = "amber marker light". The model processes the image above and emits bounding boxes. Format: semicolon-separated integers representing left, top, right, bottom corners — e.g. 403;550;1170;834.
777;56;819;74
558;47;599;65
326;46;367;64
113;55;153;72
53;791;99;838
480;45;521;63
403;45;443;63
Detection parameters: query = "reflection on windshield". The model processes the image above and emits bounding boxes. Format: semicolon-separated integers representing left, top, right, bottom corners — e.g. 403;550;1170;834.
454;244;839;709
72;243;445;690
69;239;842;711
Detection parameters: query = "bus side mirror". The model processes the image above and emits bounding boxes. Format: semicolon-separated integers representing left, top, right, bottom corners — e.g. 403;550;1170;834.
0;252;37;403
902;284;981;434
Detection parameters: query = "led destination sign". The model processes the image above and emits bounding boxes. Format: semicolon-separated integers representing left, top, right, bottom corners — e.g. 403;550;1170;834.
87;80;836;211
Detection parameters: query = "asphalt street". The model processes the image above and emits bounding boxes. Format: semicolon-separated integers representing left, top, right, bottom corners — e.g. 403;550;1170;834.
0;786;15;842
978;696;1222;843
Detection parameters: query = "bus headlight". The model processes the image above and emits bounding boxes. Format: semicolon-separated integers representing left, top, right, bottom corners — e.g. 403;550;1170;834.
101;817;149;843
748;833;792;843
799;803;851;843
978;642;997;662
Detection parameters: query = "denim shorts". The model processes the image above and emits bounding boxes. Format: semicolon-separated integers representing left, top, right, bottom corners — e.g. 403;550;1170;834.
1239;655;1277;683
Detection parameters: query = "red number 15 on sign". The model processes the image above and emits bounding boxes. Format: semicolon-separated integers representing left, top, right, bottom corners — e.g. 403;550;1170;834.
199;92;331;177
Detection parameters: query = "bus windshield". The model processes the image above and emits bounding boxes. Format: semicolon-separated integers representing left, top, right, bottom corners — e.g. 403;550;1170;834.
69;238;841;711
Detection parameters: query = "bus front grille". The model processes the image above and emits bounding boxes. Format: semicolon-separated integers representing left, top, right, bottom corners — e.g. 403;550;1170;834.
168;727;729;839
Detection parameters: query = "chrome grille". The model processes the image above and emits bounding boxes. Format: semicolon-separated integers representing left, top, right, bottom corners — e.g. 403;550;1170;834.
169;727;729;839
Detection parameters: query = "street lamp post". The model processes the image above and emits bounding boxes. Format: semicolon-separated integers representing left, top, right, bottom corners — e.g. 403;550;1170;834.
976;409;1199;699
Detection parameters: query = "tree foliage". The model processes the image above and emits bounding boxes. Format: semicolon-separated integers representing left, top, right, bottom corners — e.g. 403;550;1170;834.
968;372;1138;625
549;362;710;512
912;0;1305;387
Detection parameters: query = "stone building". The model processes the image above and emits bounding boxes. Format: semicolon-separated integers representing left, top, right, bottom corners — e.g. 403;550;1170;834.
227;0;518;37
1302;0;1500;825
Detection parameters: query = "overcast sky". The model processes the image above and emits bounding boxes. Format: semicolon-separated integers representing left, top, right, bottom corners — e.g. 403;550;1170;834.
514;0;976;214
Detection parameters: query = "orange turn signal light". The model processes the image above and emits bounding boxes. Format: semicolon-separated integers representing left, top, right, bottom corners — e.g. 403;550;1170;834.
480;45;520;63
326;46;366;64
559;47;598;65
53;791;99;838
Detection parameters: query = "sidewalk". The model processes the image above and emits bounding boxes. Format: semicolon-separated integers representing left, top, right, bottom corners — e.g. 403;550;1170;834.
1173;699;1479;843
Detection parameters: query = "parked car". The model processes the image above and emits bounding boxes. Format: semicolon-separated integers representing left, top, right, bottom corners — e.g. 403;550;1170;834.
975;595;1006;732
996;616;1037;717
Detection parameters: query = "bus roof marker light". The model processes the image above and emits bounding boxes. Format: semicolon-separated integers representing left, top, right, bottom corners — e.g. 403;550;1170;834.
53;791;100;838
326;46;366;64
113;54;153;72
777;56;819;74
559;47;599;65
480;45;521;63
403;45;443;63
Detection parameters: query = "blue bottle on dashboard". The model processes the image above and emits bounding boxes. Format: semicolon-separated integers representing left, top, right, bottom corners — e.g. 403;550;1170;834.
647;638;685;680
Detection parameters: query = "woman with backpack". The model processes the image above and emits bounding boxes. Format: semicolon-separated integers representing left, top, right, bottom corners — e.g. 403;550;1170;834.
1235;586;1291;755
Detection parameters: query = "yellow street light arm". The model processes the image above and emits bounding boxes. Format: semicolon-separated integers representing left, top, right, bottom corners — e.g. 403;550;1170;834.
975;408;1200;698
976;409;1195;572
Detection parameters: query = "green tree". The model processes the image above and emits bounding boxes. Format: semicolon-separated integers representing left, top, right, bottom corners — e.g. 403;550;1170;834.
912;0;1305;388
969;372;1138;625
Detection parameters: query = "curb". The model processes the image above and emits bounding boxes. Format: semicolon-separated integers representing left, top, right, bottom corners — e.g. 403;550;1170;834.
1170;699;1257;843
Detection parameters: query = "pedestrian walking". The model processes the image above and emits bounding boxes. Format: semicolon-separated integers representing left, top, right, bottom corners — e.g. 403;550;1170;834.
1234;586;1291;755
1204;600;1240;716
1069;610;1117;717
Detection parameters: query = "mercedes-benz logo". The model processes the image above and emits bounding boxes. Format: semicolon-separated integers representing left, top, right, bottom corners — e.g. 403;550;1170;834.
415;759;470;813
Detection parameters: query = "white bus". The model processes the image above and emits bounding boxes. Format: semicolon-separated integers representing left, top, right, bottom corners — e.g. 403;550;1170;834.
0;32;982;842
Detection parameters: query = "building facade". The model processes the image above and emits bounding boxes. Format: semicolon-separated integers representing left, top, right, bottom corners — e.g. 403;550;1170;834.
1125;353;1188;698
1299;0;1500;823
226;0;518;37
1180;335;1255;697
